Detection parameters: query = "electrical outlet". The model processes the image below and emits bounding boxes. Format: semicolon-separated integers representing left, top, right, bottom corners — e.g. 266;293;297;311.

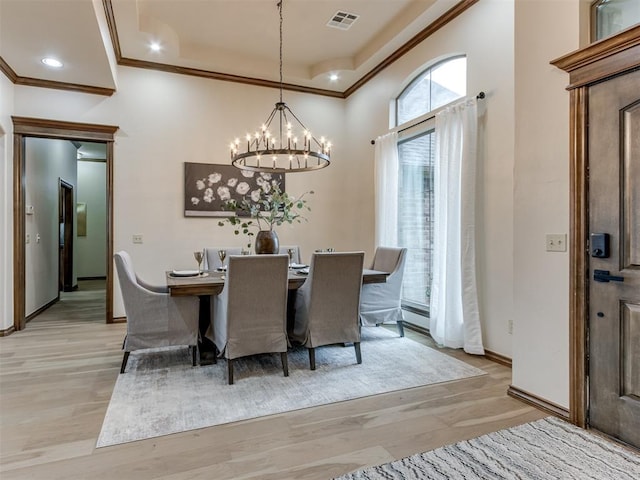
546;234;567;252
26;234;30;244
132;234;143;244
508;319;513;334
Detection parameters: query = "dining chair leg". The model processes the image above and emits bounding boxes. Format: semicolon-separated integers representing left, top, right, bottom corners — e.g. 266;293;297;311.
308;347;316;370
120;351;130;374
227;358;234;385
191;345;198;366
281;352;289;377
397;320;405;337
354;342;362;364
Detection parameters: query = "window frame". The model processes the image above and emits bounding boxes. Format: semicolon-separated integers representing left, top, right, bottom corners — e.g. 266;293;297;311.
390;54;468;316
591;0;640;42
397;120;435;316
395;54;466;128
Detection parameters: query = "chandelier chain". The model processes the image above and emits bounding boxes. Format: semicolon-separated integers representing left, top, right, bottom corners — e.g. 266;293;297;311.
278;1;283;104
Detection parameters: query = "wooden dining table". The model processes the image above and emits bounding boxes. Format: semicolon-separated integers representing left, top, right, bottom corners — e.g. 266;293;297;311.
166;268;390;296
167;267;390;362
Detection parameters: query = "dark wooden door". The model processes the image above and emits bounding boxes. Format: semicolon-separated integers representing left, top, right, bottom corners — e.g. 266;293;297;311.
588;68;640;448
58;180;74;292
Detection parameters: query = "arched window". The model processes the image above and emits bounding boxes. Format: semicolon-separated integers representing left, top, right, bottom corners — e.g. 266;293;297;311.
396;56;466;126
391;55;466;313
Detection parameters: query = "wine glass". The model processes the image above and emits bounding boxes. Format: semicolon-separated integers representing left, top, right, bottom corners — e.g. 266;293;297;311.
287;248;295;266
193;250;204;274
218;249;227;269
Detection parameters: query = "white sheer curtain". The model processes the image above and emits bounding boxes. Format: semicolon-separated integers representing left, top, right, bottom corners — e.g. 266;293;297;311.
374;132;399;247
429;97;484;355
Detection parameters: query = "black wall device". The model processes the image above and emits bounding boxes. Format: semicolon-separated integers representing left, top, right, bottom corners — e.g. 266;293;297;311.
590;233;610;258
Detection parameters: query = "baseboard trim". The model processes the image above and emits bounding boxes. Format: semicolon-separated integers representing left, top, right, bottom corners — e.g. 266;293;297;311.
508;385;570;420
404;323;512;368
0;325;16;337
111;316;127;324
403;322;430;337
25;296;60;322
484;349;512;368
78;276;107;281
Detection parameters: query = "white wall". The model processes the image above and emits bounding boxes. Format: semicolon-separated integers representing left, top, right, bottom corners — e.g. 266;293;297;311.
345;0;516;357
512;0;581;409
2;0;587;410
12;68;348;317
0;73;15;331
24;138;78;315
77;160;107;278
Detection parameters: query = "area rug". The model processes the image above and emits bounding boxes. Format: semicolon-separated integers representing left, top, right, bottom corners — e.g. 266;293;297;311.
97;327;485;447
334;416;640;479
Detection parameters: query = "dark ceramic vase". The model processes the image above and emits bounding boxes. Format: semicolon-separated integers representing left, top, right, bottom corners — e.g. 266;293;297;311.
255;230;279;254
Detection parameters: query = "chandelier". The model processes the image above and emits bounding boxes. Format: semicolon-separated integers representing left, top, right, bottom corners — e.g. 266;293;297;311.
229;1;331;173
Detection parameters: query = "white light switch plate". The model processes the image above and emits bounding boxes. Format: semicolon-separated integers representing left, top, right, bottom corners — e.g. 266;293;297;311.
546;234;567;252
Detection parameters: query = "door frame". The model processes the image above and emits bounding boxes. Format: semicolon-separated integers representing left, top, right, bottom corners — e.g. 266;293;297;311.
58;179;74;292
12;117;119;330
551;26;640;427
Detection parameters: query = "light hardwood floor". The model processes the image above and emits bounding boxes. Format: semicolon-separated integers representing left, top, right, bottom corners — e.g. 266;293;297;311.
0;281;546;479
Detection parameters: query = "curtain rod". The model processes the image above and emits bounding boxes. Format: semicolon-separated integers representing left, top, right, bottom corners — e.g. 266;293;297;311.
370;91;485;145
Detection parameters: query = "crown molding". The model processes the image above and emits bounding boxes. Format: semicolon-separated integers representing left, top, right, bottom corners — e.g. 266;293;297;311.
102;0;478;99
0;55;115;96
117;57;346;99
3;0;478;99
345;0;479;97
0;56;18;82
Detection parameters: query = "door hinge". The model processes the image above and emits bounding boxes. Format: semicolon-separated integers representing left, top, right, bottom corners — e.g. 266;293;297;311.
586;406;590;425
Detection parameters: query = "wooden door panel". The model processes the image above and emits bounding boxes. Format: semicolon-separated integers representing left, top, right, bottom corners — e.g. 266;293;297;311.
588;68;640;448
621;302;640;399
622;101;640;268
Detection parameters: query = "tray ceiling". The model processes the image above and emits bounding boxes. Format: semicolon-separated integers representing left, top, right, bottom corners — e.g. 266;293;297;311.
0;0;463;95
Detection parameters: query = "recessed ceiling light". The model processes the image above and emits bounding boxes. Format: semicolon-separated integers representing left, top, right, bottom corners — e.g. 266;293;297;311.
329;73;339;82
150;42;162;52
41;57;63;68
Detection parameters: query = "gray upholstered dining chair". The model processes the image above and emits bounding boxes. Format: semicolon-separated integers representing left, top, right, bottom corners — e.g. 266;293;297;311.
290;251;365;370
114;251;200;373
204;247;244;270
359;247;408;337
211;254;290;384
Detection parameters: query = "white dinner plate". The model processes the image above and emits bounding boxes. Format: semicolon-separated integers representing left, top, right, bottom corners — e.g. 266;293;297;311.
170;270;201;277
297;267;310;275
290;263;308;269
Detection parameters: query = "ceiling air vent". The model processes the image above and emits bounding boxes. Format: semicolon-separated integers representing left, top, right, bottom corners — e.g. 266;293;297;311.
327;11;359;30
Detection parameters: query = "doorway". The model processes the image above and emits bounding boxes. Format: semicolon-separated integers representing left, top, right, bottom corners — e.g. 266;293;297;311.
12;117;118;331
586;69;640;448
58;179;74;292
552;27;640;450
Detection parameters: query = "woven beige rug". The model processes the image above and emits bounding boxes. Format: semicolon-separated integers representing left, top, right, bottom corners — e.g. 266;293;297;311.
334;417;640;479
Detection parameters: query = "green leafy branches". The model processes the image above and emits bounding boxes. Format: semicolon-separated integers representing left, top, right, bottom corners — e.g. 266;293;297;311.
217;183;313;246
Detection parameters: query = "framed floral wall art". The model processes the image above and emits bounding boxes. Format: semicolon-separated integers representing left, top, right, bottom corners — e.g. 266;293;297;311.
184;162;285;217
